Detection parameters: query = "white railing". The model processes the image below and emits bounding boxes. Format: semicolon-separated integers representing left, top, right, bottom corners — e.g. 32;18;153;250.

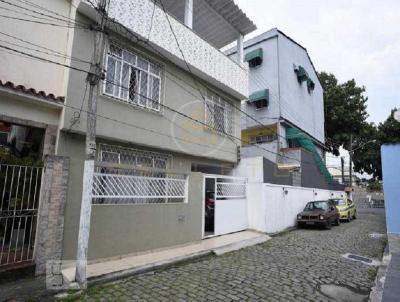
92;172;187;199
216;182;246;199
204;174;247;200
91;162;188;204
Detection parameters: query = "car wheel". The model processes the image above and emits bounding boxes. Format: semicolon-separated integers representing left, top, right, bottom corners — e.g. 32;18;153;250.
347;212;351;222
353;211;357;219
325;220;332;230
335;217;340;226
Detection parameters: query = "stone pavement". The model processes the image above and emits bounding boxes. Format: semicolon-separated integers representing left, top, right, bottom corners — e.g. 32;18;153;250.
60;211;386;302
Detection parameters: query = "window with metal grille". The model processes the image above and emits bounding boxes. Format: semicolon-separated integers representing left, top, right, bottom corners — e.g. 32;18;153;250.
205;90;234;136
94;144;186;205
104;43;161;112
98;144;171;169
249;134;276;144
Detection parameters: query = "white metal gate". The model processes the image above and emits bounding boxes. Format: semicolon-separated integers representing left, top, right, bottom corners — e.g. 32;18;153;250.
204;174;247;237
0;164;42;268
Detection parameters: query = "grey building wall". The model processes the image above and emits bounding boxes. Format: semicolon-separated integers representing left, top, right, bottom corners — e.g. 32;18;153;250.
61;12;240;165
300;149;329;190
262;157;293;186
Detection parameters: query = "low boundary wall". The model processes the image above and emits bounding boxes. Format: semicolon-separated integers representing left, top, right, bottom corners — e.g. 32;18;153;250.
247;183;344;233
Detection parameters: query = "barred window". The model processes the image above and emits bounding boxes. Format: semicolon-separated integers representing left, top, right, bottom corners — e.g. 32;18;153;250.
249;134;276;144
98;144;171;170
205;90;234;135
104;43;161;112
94;144;186;205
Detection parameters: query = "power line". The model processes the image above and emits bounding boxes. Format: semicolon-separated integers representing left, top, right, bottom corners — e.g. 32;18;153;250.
0;37;92;65
0;0;87;28
0;27;333;169
0;44;93;74
82;2;332;167
0;14;89;29
63;101;237;156
101;9;285;145
0;30;92;64
15;0;90;26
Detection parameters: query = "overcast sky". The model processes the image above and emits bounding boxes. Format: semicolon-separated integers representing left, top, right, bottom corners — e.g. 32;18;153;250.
236;0;400;125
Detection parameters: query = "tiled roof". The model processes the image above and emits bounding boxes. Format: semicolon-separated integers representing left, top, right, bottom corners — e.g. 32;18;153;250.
0;80;65;103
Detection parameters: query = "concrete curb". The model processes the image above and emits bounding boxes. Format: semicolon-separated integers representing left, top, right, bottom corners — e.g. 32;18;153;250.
213;236;269;256
87;250;212;287
369;245;390;302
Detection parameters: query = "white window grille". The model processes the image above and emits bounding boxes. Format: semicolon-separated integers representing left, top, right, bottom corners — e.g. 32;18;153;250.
205;89;234;136
94;144;186;205
104;43;161;112
98;144;171;170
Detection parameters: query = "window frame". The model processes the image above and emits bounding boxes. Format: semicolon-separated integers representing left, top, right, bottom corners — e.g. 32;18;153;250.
204;89;234;136
103;42;162;113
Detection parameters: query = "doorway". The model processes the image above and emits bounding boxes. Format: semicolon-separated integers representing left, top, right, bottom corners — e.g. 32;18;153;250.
204;177;215;237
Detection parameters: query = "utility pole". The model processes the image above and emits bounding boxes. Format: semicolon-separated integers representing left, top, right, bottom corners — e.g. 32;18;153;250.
86;0;107;160
341;156;345;185
349;133;353;188
76;0;108;286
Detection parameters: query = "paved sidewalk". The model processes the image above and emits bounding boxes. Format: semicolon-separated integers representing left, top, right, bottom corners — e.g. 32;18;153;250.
60;212;386;301
62;231;269;284
382;254;400;302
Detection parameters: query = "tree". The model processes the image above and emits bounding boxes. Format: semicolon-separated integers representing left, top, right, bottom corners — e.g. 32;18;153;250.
352;108;400;179
318;72;369;155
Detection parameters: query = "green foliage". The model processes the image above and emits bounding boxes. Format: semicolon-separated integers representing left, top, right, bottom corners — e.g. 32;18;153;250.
318;72;369;156
366;179;383;192
0;146;42;166
353;108;400;179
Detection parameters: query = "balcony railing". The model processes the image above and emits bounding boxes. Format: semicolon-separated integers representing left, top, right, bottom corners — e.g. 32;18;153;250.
82;0;248;99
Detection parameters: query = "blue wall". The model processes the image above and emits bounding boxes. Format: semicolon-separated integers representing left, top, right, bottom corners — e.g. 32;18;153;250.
381;144;400;234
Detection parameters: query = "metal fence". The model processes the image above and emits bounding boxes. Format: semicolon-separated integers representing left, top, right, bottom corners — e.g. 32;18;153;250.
205;175;246;200
92;164;188;205
0;164;42;268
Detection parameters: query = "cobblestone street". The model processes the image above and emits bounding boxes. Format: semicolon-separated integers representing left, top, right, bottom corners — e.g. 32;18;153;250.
65;210;386;302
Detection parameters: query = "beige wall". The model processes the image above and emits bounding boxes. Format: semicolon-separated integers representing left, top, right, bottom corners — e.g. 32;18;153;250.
0;91;61;126
0;0;79;97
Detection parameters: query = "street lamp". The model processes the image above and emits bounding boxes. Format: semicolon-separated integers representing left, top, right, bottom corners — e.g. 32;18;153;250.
348;139;377;187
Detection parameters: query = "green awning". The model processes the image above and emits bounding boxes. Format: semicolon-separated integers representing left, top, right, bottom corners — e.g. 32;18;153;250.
295;65;308;82
307;78;315;91
249;89;269;102
245;48;263;63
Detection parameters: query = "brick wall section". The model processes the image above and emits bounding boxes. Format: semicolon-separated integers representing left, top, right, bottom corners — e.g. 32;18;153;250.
35;155;70;275
43;125;58;156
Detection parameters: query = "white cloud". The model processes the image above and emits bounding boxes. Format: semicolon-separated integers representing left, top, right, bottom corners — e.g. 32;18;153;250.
236;0;400;123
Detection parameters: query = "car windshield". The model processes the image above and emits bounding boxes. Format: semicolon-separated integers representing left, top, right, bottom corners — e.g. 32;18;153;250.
304;201;328;211
332;199;346;206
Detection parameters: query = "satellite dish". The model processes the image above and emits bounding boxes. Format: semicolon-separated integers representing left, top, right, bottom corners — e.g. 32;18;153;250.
394;110;400;122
